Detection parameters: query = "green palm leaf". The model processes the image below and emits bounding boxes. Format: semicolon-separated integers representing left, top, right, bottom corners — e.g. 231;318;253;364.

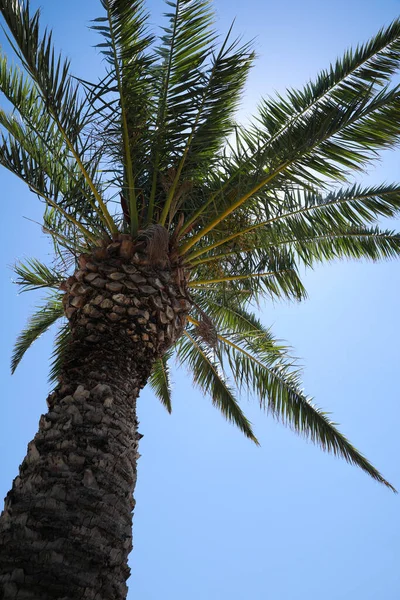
181;306;394;490
192;297;289;361
189;265;306;302
185;183;400;261
183;31;254;178
13;258;65;293
148;0;216;221
0;110;103;240
0;135;98;242
148;350;173;413
155;0;215;151
180;20;400;249
0;52;109;241
260;18;400;139
0;51;66;160
159;26;255;225
11;294;64;374
92;0;154;233
190;223;400;277
49;323;71;384
177;330;259;444
0;0;117;234
214;329;395;491
181;87;400;251
269;225;400;266
0;0;84;140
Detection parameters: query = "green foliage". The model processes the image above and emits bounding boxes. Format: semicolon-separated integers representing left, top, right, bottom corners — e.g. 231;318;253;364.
49;324;71;384
186;184;400;266
2;1;400;488
0;1;85;140
149;350;173;413
177;330;258;444
11;294;64;374
217;328;394;489
90;0;155;233
154;0;216;161
13;258;65;292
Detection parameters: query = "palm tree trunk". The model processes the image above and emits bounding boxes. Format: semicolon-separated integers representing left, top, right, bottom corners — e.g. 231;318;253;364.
0;236;190;599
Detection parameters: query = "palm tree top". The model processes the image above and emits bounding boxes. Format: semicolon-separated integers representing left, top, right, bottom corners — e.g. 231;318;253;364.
1;0;400;490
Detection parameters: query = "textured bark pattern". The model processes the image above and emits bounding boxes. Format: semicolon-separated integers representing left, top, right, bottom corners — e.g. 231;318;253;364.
62;231;190;358
0;234;190;599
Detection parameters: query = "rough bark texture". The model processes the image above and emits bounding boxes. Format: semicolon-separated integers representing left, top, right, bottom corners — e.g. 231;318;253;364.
0;234;190;599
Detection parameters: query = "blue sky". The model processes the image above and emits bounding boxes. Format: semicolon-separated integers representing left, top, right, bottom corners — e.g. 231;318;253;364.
0;1;399;598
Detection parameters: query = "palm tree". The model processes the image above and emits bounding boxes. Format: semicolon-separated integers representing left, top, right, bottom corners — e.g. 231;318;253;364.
0;0;399;596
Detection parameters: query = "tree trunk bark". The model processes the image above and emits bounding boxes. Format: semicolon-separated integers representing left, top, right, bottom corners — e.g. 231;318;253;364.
0;235;190;599
0;356;144;599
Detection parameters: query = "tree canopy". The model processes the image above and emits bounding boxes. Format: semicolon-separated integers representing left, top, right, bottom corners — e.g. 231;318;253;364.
1;0;400;490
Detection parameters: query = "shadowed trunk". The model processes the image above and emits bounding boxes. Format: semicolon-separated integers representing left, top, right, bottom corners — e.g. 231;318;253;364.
0;234;190;599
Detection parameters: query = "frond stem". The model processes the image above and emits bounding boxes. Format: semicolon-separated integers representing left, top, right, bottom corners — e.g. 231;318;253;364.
187;315;269;371
188;269;292;287
178;27;400;237
179;160;291;254
183;186;400;262
54;117;118;235
104;2;139;235
159;24;234;227
8;167;98;243
147;0;181;224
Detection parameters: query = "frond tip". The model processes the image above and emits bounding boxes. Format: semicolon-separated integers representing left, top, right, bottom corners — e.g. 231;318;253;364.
177;330;259;445
149;351;173;413
213;324;396;491
265;371;398;492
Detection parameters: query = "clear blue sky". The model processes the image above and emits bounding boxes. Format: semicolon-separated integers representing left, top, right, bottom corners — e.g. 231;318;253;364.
0;1;399;598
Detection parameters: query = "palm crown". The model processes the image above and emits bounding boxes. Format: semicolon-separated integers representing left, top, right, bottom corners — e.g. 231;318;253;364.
2;0;400;490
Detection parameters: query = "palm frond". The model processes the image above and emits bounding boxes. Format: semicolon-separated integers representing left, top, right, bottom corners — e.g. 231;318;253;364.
177;330;259;444
214;329;395;491
13;258;65;293
180;52;400;249
0;50;66;159
92;0;154;233
191;297;289;361
0;133;99;243
0;108;104;239
183;31;254;178
268;225;400;266
0;51;110;243
189;224;400;278
190;236;308;302
184;183;400;261
259;18;400;140
11;294;64;374
148;350;173;413
0;0;117;234
159;26;255;225
148;0;216;221
0;0;84;140
49;323;71;384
